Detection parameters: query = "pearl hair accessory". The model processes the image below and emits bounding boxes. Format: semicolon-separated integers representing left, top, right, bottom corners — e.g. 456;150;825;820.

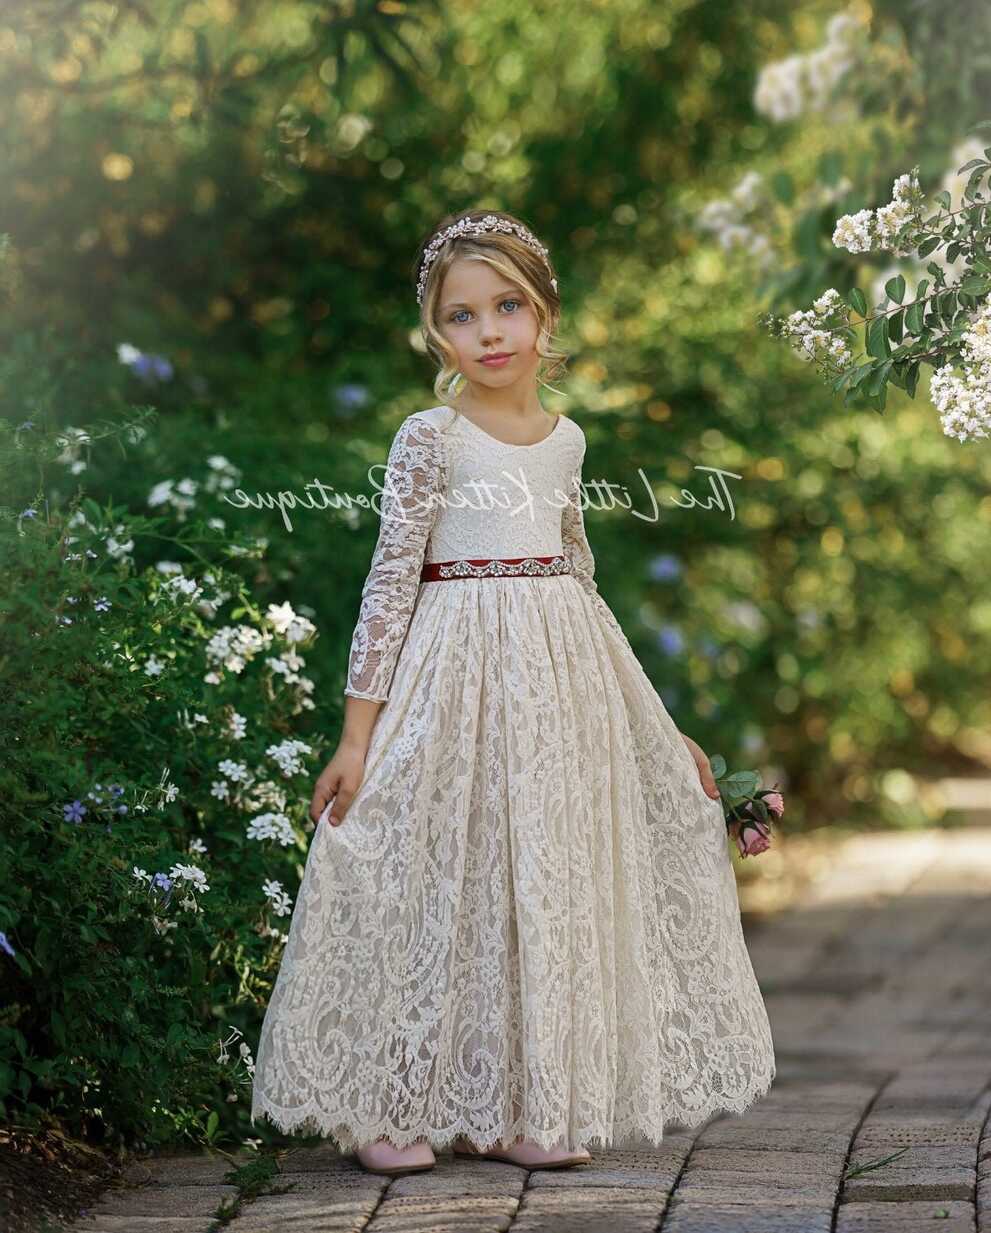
416;213;557;306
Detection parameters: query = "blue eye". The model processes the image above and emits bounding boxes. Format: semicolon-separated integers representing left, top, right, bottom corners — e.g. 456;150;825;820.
449;298;522;323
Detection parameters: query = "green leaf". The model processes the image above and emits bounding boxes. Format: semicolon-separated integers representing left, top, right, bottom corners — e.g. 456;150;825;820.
918;236;942;258
866;315;891;359
934;189;952;210
846;287;868;317
817;149;844;187
905;300;925;334
720;771;761;797
959;274;991;293
914;278;930;300
884;275;906;304
793;209;822;260
905;361;921;398
866;359;893;396
206;1110;220;1138
887;308;904;343
709;754;727;778
770;172;794;205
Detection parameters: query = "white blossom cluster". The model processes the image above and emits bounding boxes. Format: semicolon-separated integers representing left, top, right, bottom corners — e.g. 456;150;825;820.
930;300;991;442
151;564;233;621
779;286;855;373
696;171;774;268
262;878;293;917
246;811;297;846
753;10;865;123
265;737;315;778
148;477;198;521
203;606;317;712
204;624;274;678
243;778;290;813
265;601;317;644
147;455;242;524
832;170;924;257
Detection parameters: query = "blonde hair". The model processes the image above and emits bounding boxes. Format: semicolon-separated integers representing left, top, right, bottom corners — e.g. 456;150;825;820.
413;208;569;412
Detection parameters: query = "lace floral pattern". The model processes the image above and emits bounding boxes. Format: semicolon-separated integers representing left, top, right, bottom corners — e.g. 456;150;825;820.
251;405;776;1152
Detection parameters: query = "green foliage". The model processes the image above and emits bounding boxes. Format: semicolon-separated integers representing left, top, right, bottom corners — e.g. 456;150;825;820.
0;408;327;1148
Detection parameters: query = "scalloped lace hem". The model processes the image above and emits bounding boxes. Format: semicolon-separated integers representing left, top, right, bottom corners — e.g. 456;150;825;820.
250;1065;776;1154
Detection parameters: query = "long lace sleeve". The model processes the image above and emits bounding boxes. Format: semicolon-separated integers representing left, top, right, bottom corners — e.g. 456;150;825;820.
344;416;446;703
561;451;598;599
561;449;634;649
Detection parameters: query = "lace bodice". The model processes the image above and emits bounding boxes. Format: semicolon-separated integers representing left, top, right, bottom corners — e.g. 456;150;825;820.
344;405;604;702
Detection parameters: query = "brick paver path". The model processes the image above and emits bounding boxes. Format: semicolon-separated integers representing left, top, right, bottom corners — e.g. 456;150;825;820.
70;826;991;1233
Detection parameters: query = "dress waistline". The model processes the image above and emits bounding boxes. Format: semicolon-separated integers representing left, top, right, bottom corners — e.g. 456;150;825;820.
421;555;571;582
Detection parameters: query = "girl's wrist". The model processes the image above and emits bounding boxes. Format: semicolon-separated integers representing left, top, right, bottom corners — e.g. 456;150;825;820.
340;731;370;754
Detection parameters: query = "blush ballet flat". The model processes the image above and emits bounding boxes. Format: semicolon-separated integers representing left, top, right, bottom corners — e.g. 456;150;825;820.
355;1137;436;1176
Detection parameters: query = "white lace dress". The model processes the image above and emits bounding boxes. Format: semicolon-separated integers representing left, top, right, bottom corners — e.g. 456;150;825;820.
250;403;776;1153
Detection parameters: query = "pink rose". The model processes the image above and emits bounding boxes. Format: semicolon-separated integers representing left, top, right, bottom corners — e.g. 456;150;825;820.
764;791;784;817
731;817;772;859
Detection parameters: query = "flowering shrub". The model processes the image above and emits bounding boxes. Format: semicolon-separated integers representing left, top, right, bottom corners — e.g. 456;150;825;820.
757;150;991;439
0;413;327;1148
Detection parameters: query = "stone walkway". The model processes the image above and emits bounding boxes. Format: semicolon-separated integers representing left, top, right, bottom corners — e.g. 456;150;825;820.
69;826;991;1233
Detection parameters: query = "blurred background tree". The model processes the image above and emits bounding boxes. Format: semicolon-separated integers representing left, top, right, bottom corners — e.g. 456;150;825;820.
3;0;991;838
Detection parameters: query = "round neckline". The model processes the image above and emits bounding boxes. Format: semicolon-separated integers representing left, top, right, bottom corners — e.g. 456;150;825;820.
443;406;563;450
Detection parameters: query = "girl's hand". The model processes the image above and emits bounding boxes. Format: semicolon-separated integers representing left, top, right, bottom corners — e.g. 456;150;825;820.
310;740;367;827
680;733;722;800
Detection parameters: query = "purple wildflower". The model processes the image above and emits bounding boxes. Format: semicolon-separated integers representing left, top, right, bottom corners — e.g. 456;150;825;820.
648;553;681;581
657;625;684;656
63;800;87;824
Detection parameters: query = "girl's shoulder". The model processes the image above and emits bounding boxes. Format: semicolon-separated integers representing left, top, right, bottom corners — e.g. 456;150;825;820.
407;404;459;435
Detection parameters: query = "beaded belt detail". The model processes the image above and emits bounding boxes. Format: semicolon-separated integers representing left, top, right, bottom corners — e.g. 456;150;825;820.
421;555;571;582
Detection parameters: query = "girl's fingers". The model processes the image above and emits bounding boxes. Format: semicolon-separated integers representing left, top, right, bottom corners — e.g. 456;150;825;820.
697;760;721;800
329;789;351;826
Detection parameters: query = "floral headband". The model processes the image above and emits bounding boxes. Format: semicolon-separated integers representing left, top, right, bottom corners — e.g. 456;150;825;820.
415;213;558;305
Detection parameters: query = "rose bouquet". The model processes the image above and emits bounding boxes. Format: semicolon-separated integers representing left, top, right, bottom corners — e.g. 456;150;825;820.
709;754;784;859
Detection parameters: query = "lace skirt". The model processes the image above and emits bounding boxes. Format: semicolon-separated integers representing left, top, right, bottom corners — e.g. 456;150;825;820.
249;572;776;1152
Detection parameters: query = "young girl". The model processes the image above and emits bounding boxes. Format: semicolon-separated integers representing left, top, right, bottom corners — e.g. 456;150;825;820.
250;208;776;1176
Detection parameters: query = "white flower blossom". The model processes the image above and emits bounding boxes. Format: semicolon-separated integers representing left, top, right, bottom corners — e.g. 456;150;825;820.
246;811;297;846
832;171;923;258
265;737;314;778
754;8;865;123
266;602;317;644
930;300;991;442
169;862;210;893
262;879;293;917
218;759;251;782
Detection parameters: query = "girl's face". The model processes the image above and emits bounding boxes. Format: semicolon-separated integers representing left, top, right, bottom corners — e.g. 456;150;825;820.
436;256;541;393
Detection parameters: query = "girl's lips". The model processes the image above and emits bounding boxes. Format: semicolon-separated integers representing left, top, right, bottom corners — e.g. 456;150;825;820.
480;354;513;367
